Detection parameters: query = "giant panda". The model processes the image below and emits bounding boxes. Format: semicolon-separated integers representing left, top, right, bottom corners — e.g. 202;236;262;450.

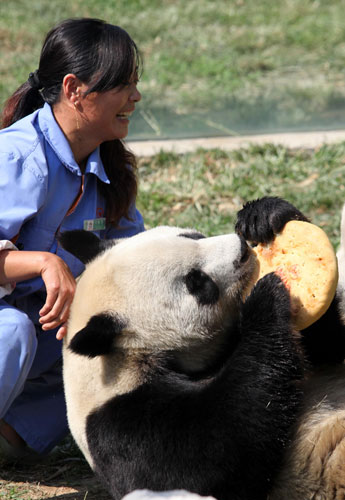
236;196;345;500
60;224;304;500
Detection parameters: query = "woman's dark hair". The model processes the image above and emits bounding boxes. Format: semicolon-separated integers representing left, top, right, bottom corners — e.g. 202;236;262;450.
1;18;142;227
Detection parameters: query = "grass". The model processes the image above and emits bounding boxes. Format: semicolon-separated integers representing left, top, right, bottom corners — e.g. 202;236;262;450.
0;436;110;499
0;486;27;500
1;0;345;138
136;142;345;249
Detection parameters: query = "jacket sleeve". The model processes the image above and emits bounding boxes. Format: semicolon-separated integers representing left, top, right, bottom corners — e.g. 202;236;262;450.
0;240;18;298
0;152;47;240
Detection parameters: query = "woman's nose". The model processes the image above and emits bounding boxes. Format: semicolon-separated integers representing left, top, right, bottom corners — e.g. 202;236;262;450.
131;86;141;102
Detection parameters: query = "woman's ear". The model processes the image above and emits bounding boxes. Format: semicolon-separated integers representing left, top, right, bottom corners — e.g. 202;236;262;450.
62;73;84;107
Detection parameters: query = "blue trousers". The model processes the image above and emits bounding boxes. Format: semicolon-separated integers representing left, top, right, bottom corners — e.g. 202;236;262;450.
0;299;68;454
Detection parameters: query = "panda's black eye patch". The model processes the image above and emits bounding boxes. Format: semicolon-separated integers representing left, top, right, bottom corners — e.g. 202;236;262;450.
178;232;206;240
184;268;219;305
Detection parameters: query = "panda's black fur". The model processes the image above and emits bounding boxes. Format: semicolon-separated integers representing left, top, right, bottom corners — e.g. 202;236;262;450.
75;275;302;500
60;197;345;500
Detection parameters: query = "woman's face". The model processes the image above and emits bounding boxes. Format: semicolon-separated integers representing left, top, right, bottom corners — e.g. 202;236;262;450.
79;78;141;142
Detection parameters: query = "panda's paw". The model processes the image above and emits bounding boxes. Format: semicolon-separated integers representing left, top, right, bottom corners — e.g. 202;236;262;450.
244;272;291;327
235;196;309;245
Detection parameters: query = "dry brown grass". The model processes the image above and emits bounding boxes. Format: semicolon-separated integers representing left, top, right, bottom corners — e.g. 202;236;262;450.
0;457;111;500
0;437;111;500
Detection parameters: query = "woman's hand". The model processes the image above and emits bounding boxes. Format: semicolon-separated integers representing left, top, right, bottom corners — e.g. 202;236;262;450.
0;249;76;339
38;253;76;340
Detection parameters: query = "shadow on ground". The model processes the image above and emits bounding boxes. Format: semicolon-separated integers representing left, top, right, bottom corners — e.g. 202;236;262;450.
0;436;111;499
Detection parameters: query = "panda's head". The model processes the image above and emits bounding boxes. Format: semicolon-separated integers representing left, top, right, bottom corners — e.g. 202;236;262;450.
60;226;256;371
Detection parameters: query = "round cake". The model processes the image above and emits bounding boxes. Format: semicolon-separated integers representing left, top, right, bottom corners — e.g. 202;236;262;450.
252;221;338;330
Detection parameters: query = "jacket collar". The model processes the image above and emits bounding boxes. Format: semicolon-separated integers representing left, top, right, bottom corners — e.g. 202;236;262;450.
38;103;110;184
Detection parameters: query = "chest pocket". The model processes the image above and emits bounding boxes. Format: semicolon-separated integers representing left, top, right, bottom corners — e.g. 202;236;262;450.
16;168;83;253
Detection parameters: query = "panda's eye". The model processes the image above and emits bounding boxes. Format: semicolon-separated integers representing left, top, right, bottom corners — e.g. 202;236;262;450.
184;268;219;305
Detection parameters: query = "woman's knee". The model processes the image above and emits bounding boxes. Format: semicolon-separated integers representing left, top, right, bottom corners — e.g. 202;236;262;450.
0;306;37;356
0;307;38;418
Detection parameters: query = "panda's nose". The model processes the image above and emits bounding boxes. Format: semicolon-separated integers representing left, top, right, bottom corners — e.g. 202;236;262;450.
239;236;250;263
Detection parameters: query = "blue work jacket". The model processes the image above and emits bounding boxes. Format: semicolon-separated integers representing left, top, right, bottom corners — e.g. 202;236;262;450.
0;103;144;321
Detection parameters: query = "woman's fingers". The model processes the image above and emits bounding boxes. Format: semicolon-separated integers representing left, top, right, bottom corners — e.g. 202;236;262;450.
56;323;68;340
38;254;76;334
39;293;73;326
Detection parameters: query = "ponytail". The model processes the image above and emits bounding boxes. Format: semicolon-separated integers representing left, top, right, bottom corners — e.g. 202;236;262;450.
1;79;45;129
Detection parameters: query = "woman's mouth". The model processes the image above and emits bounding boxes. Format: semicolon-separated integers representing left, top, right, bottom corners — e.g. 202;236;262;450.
116;112;132;122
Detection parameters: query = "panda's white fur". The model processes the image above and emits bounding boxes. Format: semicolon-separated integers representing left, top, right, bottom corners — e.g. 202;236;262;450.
63;227;255;467
61;223;304;500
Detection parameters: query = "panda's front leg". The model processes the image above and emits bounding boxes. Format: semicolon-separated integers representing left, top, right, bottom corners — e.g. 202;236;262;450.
237;271;304;394
235;196;309;245
239;271;303;372
234;274;303;450
220;272;303;498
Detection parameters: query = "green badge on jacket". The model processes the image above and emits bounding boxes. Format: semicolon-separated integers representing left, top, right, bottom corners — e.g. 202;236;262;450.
83;218;106;231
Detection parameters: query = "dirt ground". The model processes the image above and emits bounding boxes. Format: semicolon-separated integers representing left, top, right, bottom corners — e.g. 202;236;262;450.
0;437;112;500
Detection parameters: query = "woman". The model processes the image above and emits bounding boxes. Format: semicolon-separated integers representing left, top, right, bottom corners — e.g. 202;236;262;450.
0;18;144;460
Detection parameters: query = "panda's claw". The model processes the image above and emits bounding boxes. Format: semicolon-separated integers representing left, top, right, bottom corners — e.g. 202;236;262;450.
243;272;291;331
235;196;309;245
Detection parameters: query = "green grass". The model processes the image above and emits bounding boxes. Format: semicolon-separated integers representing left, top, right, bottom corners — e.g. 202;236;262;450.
137;142;345;249
1;2;345;243
1;0;345;138
0;485;27;499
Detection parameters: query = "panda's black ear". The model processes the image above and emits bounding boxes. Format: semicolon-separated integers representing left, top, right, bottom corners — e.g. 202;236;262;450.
58;230;116;264
68;313;126;357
